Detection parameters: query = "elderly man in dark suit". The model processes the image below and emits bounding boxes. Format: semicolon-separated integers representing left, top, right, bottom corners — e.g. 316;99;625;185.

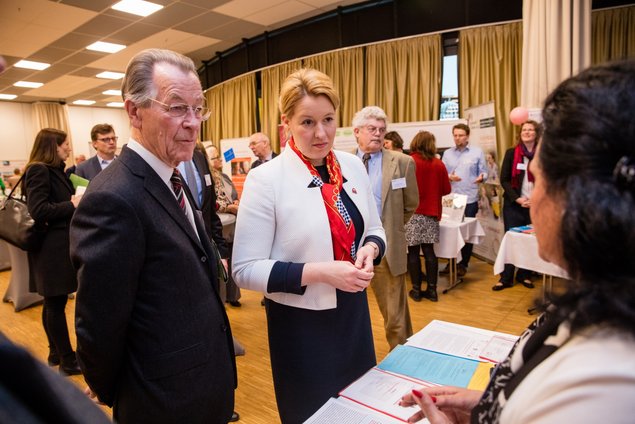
75;123;118;180
248;132;277;169
70;48;236;424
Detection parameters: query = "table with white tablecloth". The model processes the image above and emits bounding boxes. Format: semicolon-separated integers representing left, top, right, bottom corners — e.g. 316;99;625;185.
434;217;486;291
2;241;42;311
494;231;569;305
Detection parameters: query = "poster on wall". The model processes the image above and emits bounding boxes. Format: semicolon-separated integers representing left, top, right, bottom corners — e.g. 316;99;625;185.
464;101;504;263
218;137;255;197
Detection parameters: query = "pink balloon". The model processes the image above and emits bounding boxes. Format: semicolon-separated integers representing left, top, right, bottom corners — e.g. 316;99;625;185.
509;107;529;125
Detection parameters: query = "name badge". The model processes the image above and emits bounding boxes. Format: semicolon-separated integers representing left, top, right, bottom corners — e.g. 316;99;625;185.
391;177;406;190
516;163;527;171
204;174;212;186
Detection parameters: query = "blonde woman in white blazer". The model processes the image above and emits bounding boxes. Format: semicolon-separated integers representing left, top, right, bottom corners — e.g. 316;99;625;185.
232;68;386;423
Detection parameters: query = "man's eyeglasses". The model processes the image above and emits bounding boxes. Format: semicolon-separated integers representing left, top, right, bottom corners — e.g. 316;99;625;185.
363;125;387;135
149;98;211;121
97;136;118;143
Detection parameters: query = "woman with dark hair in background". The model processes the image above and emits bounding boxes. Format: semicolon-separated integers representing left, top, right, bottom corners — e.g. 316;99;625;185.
493;120;542;291
401;59;635;423
406;131;451;302
383;131;405;153
24;128;82;376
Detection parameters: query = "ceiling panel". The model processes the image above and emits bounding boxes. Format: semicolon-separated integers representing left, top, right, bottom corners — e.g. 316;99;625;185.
0;0;365;106
25;75;113;98
244;0;315;26
142;3;208;28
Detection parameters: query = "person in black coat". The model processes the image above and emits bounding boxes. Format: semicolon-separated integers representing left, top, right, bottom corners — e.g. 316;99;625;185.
24;128;83;376
0;330;110;423
493;120;542;291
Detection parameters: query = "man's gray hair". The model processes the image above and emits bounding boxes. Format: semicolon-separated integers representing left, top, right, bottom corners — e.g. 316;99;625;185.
351;106;389;129
121;48;198;107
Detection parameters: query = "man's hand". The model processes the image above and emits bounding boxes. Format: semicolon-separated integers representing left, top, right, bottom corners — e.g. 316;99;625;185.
449;172;462;182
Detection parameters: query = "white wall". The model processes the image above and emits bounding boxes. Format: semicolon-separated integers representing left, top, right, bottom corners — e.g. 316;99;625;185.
0;103;129;162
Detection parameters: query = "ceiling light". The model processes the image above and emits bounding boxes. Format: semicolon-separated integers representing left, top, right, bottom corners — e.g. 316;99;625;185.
14;81;43;88
96;71;125;80
107;102;125;108
111;0;164;17
14;60;50;70
102;89;122;96
86;41;126;54
0;94;18;100
73;100;96;105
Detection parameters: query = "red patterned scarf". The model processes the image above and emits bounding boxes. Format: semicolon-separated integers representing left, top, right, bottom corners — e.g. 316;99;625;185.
288;138;356;262
511;143;536;190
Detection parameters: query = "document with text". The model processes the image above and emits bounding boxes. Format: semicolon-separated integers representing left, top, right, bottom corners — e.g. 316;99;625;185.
338;367;435;422
405;320;518;363
304;396;413;424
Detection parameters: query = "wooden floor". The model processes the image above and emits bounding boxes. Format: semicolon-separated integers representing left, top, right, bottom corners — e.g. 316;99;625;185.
0;257;539;423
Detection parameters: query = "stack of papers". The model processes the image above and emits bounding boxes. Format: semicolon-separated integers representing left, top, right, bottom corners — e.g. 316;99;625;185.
509;225;534;234
304;321;519;423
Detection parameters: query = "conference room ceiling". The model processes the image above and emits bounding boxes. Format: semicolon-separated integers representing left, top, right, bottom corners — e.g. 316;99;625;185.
0;0;362;107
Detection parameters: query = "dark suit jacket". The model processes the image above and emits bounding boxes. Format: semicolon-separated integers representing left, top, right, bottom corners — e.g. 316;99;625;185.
75;155;103;180
24;163;77;296
0;331;111;423
191;150;228;258
70;146;236;424
250;151;278;169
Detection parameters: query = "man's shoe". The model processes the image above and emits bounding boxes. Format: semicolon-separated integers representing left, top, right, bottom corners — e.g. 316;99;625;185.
229;411;240;422
519;279;535;289
59;361;82;376
228;300;241;307
492;282;513;291
47;351;60;367
408;289;422;302
420;289;438;302
457;264;467;277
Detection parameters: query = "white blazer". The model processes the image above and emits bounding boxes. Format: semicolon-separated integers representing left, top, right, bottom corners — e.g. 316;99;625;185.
232;148;386;310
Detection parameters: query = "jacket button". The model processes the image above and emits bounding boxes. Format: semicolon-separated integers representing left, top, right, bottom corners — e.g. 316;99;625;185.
221;325;227;332
201;256;207;262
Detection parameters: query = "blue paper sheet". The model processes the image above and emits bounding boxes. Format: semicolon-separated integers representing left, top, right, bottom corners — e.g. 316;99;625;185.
377;345;479;387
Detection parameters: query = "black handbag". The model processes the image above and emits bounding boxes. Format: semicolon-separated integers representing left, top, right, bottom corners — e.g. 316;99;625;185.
0;174;46;251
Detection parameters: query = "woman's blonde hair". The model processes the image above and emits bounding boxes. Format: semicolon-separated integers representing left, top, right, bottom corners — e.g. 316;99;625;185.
278;68;339;118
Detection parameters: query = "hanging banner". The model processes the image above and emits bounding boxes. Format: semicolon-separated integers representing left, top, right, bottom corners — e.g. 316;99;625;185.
464;101;504;263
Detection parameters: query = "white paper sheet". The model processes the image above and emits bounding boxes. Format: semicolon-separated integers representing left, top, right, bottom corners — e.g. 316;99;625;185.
405;320;518;363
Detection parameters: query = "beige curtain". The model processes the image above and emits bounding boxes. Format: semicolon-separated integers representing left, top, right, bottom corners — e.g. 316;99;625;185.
304;48;364;129
592;5;635;64
32;102;72;166
204;73;256;147
260;60;302;152
366;34;441;124
459;22;523;159
521;0;592;109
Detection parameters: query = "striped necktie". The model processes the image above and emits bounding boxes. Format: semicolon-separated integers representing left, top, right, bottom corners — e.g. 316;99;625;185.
170;169;186;213
362;153;371;173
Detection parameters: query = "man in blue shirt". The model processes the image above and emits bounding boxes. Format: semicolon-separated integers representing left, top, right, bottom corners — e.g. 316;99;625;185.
441;123;487;277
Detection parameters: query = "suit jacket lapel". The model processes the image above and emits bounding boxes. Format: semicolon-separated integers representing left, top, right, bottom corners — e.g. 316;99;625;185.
120;148;205;252
90;156;102;178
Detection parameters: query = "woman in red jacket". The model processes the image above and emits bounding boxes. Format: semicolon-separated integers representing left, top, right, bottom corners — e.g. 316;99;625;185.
406;131;451;302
